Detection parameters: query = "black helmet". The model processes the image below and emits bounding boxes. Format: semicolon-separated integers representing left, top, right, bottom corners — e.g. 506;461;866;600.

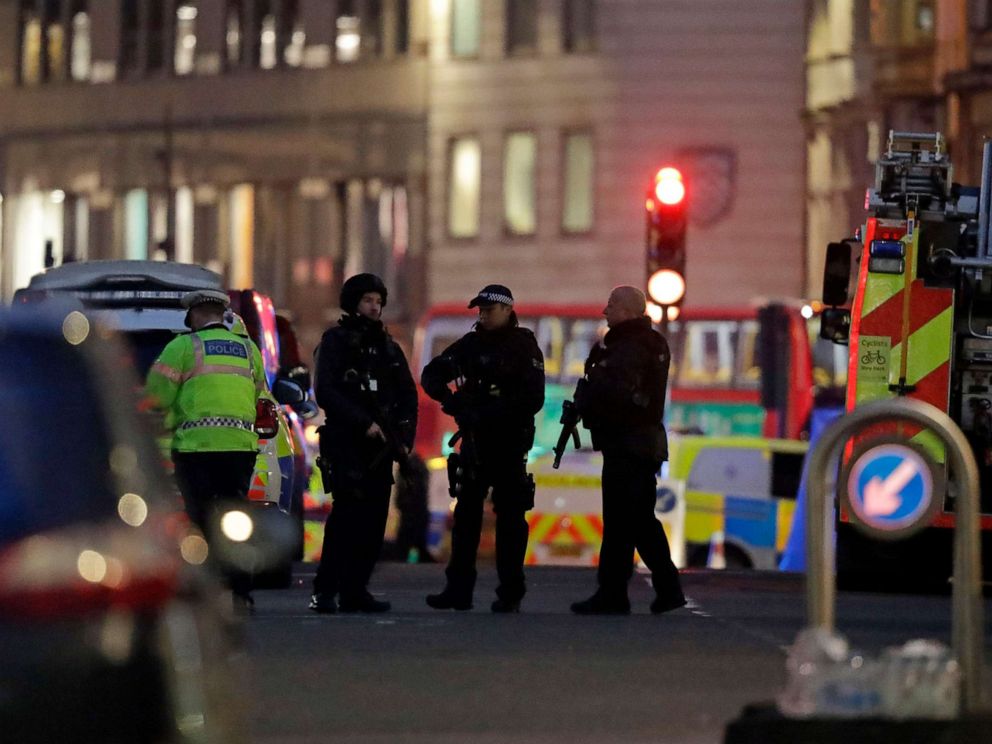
340;273;388;314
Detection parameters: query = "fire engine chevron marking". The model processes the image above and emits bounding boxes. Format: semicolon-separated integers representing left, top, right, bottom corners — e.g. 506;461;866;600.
860;273;904;320
864;459;918;517
861;281;953;348
888;306;953;384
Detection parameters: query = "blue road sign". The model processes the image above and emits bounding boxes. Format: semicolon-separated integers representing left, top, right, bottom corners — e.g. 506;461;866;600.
655;486;678;514
844;441;938;539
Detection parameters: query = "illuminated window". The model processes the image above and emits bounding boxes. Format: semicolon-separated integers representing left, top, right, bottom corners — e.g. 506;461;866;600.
70;8;91;81
125;190;150;260
506;0;537;55
916;0;935;33
282;0;305;67
44;0;65;82
19;2;43;85
260;14;278;69
562;131;594;233
174;3;197;75
563;0;595;53
336;0;360;62
447;136;481;238
503;132;536;235
451;0;480;58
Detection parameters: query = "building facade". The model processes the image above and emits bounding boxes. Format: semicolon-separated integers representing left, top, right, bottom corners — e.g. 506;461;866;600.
803;0;992;299
0;1;807;348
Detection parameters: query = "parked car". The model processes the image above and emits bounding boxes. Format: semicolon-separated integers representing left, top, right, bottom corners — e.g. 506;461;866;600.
14;260;307;586
0;305;245;743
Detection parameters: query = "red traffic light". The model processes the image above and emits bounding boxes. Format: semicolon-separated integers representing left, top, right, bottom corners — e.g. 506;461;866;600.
653;167;685;206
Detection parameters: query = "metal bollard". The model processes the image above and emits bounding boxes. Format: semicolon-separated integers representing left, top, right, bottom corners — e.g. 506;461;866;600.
805;398;985;714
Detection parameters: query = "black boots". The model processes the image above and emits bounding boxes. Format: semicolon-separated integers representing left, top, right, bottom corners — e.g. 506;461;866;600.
311;591;390;613
339;592;391;613
570;592;631;615
570;590;687;615
490;598;521;613
650;592;687;615
426;588;473;611
308;592;337;614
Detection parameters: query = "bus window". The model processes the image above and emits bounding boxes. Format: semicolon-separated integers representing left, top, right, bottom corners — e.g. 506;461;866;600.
418;316;476;375
534;316;564;378
678;320;737;387
736;319;761;388
563;319;606;384
811;330;848;393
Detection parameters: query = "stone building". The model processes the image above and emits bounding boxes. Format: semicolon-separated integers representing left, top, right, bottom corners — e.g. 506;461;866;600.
0;1;807;347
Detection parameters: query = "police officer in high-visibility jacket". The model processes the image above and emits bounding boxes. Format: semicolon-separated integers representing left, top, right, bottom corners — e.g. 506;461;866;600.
145;289;266;610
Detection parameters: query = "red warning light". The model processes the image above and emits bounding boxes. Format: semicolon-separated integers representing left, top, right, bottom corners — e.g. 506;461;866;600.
653;167;685;206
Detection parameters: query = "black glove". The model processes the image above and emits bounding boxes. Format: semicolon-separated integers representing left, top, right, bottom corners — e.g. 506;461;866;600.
573;378;589;416
442;390;465;417
455;408;481;430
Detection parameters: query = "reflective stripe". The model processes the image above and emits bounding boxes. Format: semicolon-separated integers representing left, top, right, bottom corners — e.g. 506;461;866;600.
181;363;254;383
150;362;183;383
178;417;254;432
191;333;205;367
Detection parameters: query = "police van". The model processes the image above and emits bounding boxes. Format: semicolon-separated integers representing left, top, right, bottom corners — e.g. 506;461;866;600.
14;260;309;585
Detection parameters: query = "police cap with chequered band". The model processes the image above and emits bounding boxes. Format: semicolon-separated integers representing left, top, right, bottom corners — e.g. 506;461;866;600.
180;289;231;310
468;284;514;309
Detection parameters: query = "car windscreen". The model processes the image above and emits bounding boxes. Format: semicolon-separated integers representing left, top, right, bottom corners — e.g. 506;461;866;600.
0;335;118;546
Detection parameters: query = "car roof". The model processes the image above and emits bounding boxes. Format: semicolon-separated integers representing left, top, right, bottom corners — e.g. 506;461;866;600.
23;260;222;291
0;304;80;335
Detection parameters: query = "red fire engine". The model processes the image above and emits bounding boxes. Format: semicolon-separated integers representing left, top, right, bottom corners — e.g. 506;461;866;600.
821;131;992;588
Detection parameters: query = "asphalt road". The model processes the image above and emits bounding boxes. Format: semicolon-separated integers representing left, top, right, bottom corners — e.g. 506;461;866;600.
240;563;992;744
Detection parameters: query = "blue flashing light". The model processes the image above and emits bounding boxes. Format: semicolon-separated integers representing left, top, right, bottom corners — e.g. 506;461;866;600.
869;239;905;259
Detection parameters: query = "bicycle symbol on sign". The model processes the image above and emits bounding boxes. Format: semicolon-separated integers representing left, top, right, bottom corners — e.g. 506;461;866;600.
861;350;886;366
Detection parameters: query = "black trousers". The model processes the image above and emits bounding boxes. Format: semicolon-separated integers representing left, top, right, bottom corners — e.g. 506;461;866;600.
313;458;394;602
597;450;683;601
446;451;530;602
172;449;257;596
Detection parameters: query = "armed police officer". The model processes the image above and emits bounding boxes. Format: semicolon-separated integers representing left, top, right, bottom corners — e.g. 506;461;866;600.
571;286;686;615
145;289;266;611
309;273;417;614
422;285;545;613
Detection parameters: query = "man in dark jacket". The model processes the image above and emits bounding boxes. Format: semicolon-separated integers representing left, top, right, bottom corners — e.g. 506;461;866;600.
309;273;418;614
421;285;545;613
571;286;686;615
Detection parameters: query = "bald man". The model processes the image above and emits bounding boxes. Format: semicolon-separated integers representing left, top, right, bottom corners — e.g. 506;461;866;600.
571;286;686;615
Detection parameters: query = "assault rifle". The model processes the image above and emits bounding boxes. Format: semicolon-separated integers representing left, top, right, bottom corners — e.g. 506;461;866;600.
552;399;581;469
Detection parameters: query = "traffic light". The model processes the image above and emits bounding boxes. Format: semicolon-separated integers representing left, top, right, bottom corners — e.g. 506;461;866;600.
645;166;687;318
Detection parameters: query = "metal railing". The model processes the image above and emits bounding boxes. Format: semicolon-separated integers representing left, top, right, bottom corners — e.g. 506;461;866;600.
805;398;985;713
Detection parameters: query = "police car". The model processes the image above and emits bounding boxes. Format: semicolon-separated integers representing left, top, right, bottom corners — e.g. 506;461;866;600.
14;260;308;586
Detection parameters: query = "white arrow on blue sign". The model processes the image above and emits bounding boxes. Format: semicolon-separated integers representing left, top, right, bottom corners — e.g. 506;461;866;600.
844;442;938;539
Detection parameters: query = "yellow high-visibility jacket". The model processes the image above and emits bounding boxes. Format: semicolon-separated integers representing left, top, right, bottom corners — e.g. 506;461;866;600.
145;325;266;453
